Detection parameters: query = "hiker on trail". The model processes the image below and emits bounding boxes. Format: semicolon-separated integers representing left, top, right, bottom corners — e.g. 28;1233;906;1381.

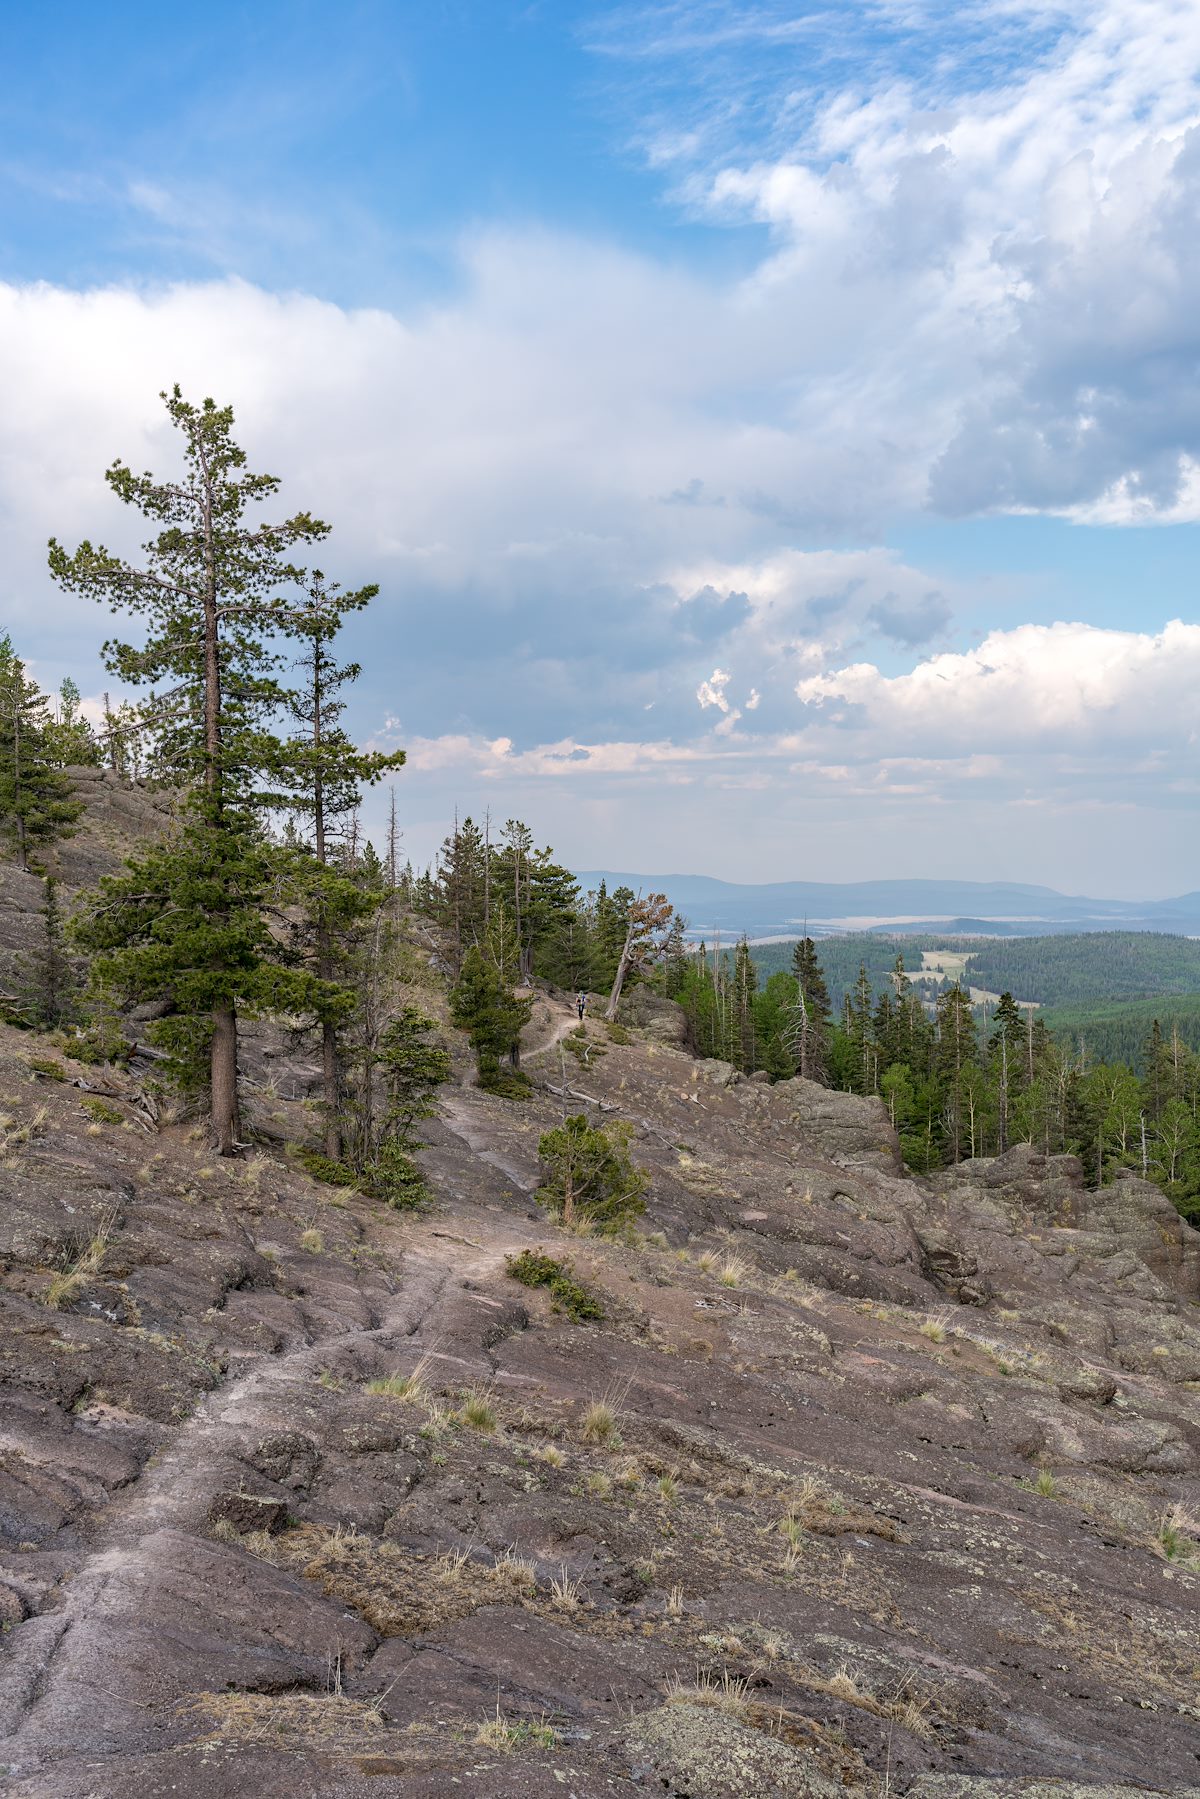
576;991;587;1021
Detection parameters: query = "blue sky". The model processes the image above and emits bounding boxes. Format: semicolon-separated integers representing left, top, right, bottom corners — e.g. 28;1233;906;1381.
2;1;1198;894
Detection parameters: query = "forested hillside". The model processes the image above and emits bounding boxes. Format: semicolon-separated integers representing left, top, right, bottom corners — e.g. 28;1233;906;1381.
753;930;1200;1011
1044;995;1200;1064
966;931;1200;1005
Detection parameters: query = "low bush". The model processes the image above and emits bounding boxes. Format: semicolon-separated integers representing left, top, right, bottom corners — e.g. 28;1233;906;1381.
505;1248;604;1321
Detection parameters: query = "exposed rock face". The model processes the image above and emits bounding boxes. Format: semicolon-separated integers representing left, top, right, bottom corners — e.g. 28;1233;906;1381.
618;986;690;1046
0;767;172;988
0;1003;1197;1796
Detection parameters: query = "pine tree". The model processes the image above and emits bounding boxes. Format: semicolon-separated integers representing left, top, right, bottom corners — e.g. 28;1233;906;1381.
936;982;978;1163
788;937;832;1083
21;876;78;1029
846;963;878;1094
449;944;533;1091
989;990;1024;1152
270;576;404;1158
0;639;83;870
45;677;102;767
50;387;335;1154
535;1114;647;1233
377;1005;452;1145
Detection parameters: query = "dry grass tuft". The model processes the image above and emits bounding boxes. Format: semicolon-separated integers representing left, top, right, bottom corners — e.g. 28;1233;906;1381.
918;1313;951;1343
665;1667;750;1719
458;1388;498;1432
366;1356;431;1404
300;1227;324;1254
44;1211;118;1311
474;1705;561;1753
718;1255;748;1288
580;1396;621;1447
549;1565;585;1611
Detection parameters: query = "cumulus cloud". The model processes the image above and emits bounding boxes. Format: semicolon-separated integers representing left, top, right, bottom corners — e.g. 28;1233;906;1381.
794;618;1200;755
604;0;1200;521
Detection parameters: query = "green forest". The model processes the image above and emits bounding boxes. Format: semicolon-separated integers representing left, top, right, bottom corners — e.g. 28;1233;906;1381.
2;385;1198;1227
751;929;1200;1012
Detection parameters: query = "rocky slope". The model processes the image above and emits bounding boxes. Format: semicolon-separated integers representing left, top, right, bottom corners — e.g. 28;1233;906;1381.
0;980;1197;1795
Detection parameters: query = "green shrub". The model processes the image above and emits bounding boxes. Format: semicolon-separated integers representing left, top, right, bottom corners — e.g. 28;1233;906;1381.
295;1147;359;1187
25;1055;66;1081
61;1013;130;1066
506;1248;604;1321
479;1068;532;1100
81;1097;124;1125
605;1022;632;1045
295;1142;429;1210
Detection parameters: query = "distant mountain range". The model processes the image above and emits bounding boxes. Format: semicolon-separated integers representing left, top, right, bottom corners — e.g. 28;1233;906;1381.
572;873;1200;941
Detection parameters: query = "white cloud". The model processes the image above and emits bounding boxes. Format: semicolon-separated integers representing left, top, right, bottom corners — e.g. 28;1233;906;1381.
795;618;1200;753
696;668;732;711
611;0;1200;520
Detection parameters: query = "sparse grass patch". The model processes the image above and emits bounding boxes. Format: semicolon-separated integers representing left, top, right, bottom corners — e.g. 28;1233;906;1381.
1155;1505;1200;1566
474;1705;561;1753
44;1212;117;1310
190;1689;387;1751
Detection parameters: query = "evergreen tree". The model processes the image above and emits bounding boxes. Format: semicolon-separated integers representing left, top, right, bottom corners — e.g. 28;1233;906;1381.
377;1005;452;1145
270;576;404;1158
21;876;78;1029
51;387;335;1154
788;937;832;1083
0;639;83;870
46;677;102;767
846;963;878;1094
935;982;977;1163
989;990;1024;1152
536;1114;648;1232
449;944;533;1091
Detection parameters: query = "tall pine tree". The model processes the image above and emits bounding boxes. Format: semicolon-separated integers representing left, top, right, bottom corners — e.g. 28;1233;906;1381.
50;387;339;1154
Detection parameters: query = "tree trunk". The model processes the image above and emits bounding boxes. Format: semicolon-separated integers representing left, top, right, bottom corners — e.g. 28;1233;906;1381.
605;926;635;1022
211;1004;238;1155
322;1018;342;1160
198;444;240;1156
